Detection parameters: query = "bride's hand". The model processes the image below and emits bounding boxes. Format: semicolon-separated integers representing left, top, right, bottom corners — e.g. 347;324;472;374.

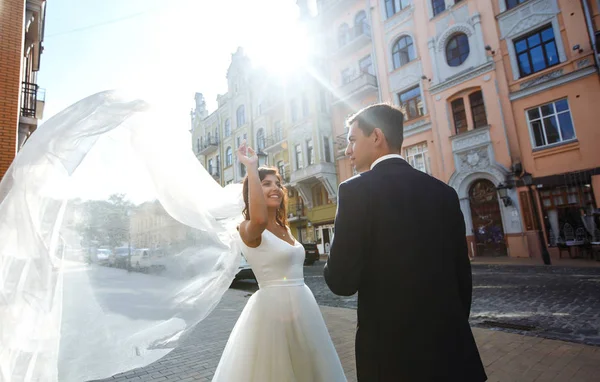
237;141;258;168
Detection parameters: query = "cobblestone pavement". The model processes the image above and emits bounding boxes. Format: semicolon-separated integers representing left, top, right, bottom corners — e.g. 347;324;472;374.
92;262;600;382
299;262;600;346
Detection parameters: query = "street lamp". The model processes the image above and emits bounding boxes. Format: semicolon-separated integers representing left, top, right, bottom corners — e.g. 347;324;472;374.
257;151;268;167
496;183;513;207
522;172;552;265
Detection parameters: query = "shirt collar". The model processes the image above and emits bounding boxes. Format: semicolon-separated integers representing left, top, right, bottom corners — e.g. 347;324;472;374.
370;154;404;170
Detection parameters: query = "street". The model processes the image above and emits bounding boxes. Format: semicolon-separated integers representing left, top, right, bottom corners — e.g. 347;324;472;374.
73;261;600;382
232;262;600;347
301;262;600;347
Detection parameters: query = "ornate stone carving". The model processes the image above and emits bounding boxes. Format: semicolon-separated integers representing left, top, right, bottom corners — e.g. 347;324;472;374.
389;61;422;92
577;58;591;69
519;69;563;89
436;23;474;52
458;148;490;172
430;61;494;94
451;127;491;152
498;0;558;39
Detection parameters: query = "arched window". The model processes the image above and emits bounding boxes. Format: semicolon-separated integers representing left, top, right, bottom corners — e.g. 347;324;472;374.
256;128;265;151
355;11;368;36
236;105;246;127
446;33;470;67
392;36;415;69
224;119;231;137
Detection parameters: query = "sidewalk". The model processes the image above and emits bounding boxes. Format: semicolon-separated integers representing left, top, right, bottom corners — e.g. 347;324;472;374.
471;256;600;268
103;289;600;382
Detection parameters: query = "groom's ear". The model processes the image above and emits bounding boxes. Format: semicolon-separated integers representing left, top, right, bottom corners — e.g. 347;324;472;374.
372;128;385;145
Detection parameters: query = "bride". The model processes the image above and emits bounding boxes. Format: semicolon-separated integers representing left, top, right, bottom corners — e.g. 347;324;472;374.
212;143;346;381
0;91;346;381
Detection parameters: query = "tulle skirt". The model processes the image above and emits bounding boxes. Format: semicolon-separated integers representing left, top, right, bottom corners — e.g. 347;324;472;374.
212;284;347;382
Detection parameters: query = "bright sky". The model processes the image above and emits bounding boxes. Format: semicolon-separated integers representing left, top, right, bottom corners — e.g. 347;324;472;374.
36;0;317;203
38;0;312;130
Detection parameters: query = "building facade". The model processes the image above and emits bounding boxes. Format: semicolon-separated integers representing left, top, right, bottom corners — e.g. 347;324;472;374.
318;0;600;260
0;0;47;180
190;48;339;254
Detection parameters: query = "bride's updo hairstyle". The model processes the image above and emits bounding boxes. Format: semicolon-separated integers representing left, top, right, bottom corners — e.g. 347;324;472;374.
242;166;288;228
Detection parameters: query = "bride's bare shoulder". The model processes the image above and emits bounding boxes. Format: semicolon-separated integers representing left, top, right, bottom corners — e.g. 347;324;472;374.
239;220;262;248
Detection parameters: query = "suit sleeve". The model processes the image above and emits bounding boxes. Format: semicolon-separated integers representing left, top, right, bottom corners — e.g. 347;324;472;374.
323;180;368;296
450;190;472;318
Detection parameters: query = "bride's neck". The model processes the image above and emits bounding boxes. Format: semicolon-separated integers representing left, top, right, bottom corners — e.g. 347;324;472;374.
267;207;280;226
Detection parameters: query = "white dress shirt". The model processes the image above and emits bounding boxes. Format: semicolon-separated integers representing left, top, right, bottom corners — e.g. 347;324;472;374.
370;154;404;170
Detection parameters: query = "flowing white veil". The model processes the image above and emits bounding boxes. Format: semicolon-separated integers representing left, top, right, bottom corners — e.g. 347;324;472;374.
0;90;245;382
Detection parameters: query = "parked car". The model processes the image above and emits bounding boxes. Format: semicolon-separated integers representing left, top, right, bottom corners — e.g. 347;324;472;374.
302;243;319;265
234;253;255;281
95;248;112;266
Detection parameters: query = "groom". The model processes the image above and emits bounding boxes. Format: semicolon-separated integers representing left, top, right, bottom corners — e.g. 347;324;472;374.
324;104;487;381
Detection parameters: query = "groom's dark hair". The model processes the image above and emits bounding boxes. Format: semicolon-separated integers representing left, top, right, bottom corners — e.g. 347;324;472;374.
347;103;404;151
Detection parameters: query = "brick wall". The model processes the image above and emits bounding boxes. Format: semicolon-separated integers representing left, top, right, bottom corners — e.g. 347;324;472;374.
0;0;25;180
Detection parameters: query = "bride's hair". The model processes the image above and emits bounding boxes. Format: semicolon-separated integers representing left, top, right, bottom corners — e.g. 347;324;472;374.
242;167;289;228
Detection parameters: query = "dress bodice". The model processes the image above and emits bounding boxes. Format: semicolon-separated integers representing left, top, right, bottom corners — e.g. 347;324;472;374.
238;229;305;288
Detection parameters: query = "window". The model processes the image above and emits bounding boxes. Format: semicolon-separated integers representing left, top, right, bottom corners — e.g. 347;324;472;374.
274;121;283;142
451;98;468;134
226;147;233;166
431;0;446;16
446;34;470;67
398;86;424;121
355;11;368;36
323;137;332;163
341;68;352;84
338;23;349;47
236;136;241;148
392;36;415;69
224;119;231;137
506;0;529;10
469;91;488;128
256;128;265;151
385;0;410;18
302;95;309;117
526;99;575;148
405;143;431;174
306;139;314;166
514;25;559;77
312;184;324;207
291;100;299;122
236;105;245;127
240;162;246;177
208;158;213;174
216;155;220;170
196;138;200;153
277;160;285;180
295;144;304;169
359;55;373;75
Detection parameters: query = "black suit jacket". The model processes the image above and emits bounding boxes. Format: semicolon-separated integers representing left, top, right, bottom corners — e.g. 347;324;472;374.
324;158;487;382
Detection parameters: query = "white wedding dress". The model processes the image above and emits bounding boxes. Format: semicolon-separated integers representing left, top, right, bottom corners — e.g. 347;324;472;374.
212;229;347;382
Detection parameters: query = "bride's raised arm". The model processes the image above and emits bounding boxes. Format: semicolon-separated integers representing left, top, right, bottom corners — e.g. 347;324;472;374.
237;142;268;246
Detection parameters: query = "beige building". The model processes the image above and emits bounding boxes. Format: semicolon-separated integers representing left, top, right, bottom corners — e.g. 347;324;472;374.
319;0;600;261
190;46;339;253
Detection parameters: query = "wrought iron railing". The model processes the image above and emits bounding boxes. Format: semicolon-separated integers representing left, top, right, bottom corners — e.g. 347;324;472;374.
21;82;39;118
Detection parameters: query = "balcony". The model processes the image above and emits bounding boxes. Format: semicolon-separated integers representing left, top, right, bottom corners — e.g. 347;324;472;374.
263;132;287;154
334;24;372;57
289;162;338;208
333;73;378;105
287;203;307;223
20;81;45;121
198;136;220;155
